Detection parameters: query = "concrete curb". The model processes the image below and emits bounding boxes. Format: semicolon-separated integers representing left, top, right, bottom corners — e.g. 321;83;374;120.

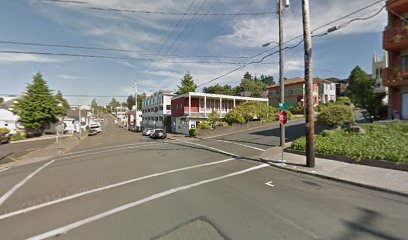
259;157;408;198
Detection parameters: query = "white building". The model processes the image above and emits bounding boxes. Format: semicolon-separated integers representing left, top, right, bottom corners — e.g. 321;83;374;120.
142;90;176;129
171;92;268;135
0;109;19;134
372;52;389;103
315;78;336;104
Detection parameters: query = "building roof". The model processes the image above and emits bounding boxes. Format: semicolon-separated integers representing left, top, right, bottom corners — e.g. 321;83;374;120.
0;99;18;110
171;92;268;102
325;77;348;83
0;109;19;121
267;77;305;89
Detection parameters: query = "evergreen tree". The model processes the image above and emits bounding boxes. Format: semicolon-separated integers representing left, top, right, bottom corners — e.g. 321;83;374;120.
91;98;98;114
203;84;234;95
55;90;70;113
176;72;197;94
13;73;64;130
126;95;136;110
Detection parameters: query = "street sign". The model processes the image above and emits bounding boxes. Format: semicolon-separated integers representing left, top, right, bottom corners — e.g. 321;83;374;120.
279;111;288;125
278;103;289;111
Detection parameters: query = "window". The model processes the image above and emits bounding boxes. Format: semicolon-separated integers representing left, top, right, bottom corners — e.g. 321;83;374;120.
166;105;171;110
330;84;334;91
288;90;293;96
401;55;408;71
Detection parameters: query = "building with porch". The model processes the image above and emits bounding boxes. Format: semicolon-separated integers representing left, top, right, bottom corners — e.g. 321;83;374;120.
383;0;408;119
170;92;268;135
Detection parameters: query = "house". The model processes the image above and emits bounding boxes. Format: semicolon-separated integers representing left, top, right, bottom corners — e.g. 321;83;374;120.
315;78;337;104
372;52;389;104
383;0;408;119
0;109;19;134
142;90;176;130
170;92;268;135
66;108;91;131
267;77;319;107
325;78;349;97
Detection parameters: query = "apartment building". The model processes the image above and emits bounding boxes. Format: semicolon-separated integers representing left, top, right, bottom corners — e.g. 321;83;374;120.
141;90;176;129
383;0;408;119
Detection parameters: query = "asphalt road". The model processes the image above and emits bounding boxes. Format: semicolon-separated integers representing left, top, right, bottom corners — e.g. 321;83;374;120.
0;118;406;240
0;137;55;164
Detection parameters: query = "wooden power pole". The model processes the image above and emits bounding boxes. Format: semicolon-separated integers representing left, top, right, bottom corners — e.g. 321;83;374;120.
278;0;285;148
302;0;315;167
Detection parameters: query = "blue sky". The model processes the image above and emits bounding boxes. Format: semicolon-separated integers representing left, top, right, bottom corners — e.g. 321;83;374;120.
0;0;386;105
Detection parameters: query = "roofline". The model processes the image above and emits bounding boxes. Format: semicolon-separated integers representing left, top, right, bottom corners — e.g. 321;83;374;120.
171;92;268;101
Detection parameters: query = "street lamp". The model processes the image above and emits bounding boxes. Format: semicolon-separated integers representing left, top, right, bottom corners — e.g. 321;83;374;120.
261;41;279;48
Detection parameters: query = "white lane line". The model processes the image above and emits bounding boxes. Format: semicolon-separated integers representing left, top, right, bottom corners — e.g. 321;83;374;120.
181;141;239;157
0;142;165;207
0;159;56;206
215;139;265;152
62;141;163;156
27;163;269;240
265;181;274;187
0;158;236;221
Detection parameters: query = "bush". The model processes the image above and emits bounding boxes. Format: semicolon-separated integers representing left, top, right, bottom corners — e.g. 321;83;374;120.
215;121;229;127
189;128;197;137
317;104;355;128
291;122;408;163
0;128;10;134
11;133;26;141
289;106;304;114
336;96;351;105
197;121;212;129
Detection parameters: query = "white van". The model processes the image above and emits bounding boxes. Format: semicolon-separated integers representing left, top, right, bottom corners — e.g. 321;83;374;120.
90;122;102;133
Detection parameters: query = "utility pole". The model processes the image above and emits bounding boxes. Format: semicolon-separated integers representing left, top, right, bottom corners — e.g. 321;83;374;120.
278;0;289;147
302;0;315;167
134;81;138;127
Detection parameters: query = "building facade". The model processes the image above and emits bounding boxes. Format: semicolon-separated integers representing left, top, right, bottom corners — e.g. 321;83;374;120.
383;0;408;119
142;90;176;129
372;52;389;104
315;78;336;104
171;92;268;135
267;78;319;107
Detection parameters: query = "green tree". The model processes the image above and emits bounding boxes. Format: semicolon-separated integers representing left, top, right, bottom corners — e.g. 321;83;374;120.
203;84;235;95
207;111;220;125
137;93;146;111
107;97;119;112
91;98;98;114
0;97;3;104
55;90;70;113
346;66;387;119
13;73;64;130
176;72;197;94
126;95;136;110
235;72;267;97
260;74;275;85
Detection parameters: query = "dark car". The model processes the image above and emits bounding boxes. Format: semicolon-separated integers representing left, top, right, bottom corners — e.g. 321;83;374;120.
151;129;167;139
88;128;98;136
0;133;11;144
135;126;142;132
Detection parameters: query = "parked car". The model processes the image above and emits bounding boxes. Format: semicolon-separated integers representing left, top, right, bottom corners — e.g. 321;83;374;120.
135;126;142;132
0;133;11;144
142;128;153;136
150;129;167;139
88;128;98;136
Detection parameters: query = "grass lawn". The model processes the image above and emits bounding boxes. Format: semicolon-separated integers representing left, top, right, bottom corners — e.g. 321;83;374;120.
291;121;408;163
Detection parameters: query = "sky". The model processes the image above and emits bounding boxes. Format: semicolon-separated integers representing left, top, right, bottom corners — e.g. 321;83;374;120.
0;0;387;105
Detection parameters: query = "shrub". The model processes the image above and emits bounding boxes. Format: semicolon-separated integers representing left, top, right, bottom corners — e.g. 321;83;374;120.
189;128;197;137
0;128;10;134
11;133;26;141
216;121;229;127
289;106;304;114
336;96;351;105
317;104;355;128
208;111;220;125
197;121;212;129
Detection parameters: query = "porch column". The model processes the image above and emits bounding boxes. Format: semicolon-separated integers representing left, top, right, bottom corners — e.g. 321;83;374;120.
219;97;222;113
204;96;207;117
188;94;191;117
233;98;236;108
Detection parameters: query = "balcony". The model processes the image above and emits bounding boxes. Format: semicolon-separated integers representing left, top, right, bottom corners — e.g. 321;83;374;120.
383;66;408;87
383;26;408;51
387;0;408;14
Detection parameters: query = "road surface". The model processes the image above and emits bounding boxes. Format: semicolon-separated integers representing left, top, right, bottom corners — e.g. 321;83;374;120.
0;118;406;240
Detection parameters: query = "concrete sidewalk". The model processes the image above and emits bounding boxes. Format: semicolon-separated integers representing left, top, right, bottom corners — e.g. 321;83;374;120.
260;147;408;196
8;134;87;168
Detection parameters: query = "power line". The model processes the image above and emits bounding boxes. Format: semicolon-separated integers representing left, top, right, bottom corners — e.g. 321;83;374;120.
44;0;274;16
